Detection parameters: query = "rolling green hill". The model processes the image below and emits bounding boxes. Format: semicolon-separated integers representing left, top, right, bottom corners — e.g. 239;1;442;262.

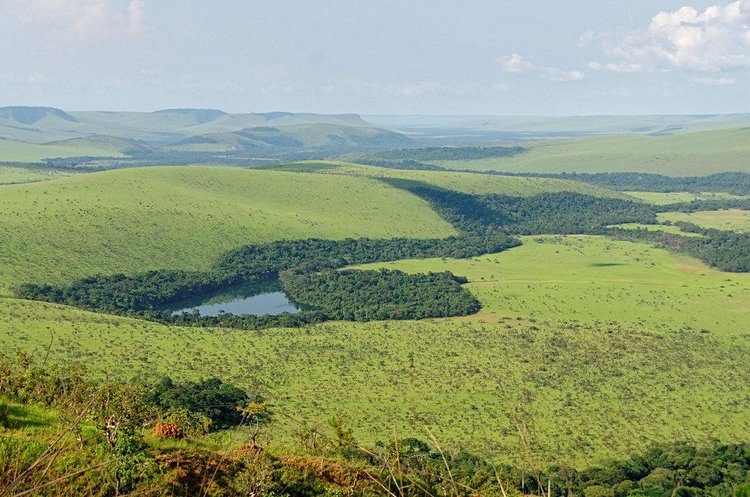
0;165;75;184
658;209;750;232
0;166;455;291
170;124;411;153
426;127;750;176
274;161;627;197
0;137;126;163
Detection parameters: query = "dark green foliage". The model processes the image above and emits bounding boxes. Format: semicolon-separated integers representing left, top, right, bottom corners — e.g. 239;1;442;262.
16;233;517;325
153;377;249;429
349;158;446;170
280;269;480;321
513;171;750;196
395;182;658;235
655;198;750;213
375;145;527;161
608;225;750;272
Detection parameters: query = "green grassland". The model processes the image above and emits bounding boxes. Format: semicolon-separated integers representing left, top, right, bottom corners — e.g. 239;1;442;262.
0;137;125;163
625;191;750;205
0;166;455;291
355;235;749;338
277;161;626;198
0;165;75;185
428;127;750;176
658;209;750;232
1;236;748;467
608;223;705;237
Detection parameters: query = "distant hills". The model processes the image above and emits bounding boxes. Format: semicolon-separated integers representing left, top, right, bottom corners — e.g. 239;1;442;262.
2;106;750;170
0;106;414;164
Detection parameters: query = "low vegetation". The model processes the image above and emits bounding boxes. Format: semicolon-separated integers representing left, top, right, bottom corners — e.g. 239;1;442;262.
423;127;750;176
658;209;750;233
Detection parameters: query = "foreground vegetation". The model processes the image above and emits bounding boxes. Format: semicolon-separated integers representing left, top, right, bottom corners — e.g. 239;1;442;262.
1;353;750;496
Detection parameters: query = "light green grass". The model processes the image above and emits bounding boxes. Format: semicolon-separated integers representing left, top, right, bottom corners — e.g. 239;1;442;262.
1;236;747;467
0;166;455;291
0;138;124;163
608;223;705;237
355;235;749;338
625;191;750;205
658;209;750;232
0;166;74;185
281;161;626;198
429;127;750;176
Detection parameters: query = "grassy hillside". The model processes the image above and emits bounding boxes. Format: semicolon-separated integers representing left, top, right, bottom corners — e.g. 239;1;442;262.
0;165;74;185
0;166;455;291
2;237;748;467
355;235;749;338
625;191;750;205
276;161;626;198
0;137;125;162
658;209;750;232
428;127;750;176
170;124;411;153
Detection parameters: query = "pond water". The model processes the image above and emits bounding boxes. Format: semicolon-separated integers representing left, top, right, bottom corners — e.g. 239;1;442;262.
166;280;303;317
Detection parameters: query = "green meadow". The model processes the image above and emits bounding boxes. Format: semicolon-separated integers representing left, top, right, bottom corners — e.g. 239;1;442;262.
355;235;749;338
0;166;455;291
1;235;748;467
428;127;750;176
0;137;124;162
625;190;750;205
658;209;750;232
0;165;75;185
276;161;626;197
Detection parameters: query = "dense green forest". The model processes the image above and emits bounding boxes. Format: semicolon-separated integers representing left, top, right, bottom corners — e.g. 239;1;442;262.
279;269;479;321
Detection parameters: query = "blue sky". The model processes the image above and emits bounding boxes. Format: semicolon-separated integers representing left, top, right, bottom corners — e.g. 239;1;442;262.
1;0;748;114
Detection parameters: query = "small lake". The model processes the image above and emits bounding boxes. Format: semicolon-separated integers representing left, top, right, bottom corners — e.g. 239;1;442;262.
166;280;303;317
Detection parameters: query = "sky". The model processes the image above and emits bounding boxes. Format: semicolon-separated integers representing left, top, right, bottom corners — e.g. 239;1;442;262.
0;0;749;115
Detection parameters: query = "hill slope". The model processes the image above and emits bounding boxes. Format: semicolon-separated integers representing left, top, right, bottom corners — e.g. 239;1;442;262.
0;166;455;290
273;161;627;198
427;127;750;176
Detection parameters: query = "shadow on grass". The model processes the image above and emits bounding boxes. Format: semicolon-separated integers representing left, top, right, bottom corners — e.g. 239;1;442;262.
1;403;56;430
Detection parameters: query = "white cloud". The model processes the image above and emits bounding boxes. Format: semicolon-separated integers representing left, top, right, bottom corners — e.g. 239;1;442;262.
17;0;146;41
498;54;585;82
691;75;737;85
498;53;535;74
127;0;145;35
591;0;750;72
